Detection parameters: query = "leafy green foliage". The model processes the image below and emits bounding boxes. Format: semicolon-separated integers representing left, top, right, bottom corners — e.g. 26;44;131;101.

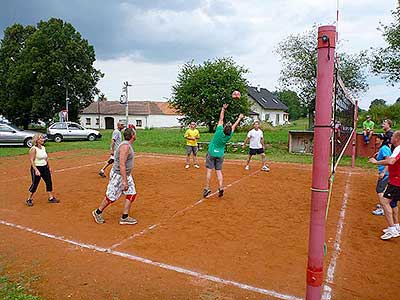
369;98;387;109
0;18;103;128
170;57;250;132
0;276;40;300
273;90;307;120
275;25;368;126
366;102;400;127
371;6;400;84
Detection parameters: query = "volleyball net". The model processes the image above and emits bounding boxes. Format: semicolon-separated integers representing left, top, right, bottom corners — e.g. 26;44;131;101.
331;71;357;172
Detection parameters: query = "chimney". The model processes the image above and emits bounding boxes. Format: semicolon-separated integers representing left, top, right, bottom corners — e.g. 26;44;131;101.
256;85;261;92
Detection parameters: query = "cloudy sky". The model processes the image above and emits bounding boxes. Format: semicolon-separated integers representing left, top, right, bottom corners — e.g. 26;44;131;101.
0;0;398;109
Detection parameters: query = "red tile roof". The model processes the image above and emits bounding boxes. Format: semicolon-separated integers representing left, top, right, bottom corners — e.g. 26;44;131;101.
82;101;179;116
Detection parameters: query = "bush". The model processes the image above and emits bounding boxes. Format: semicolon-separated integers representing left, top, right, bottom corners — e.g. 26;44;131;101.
236;121;275;133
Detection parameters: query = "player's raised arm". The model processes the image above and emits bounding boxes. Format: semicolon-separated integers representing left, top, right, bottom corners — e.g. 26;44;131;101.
217;104;229;126
232;113;244;132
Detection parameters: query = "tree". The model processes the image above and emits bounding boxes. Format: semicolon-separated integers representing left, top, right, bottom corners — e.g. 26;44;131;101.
275;26;368;127
0;18;103;127
170;57;250;132
371;5;400;84
369;98;387;110
273;89;307;120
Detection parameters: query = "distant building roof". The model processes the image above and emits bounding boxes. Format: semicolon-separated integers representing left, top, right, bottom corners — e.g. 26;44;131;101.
82;101;179;116
247;86;288;111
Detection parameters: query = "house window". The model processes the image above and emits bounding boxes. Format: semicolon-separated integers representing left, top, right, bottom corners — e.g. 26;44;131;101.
265;114;270;121
136;120;142;127
276;114;280;125
86;118;91;126
95;118;99;125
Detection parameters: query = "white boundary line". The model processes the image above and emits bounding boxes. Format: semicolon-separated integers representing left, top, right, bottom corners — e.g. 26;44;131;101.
110;169;262;249
322;172;352;300
0;219;303;300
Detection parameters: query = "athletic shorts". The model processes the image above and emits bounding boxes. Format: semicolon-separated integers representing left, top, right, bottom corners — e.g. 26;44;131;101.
383;183;400;208
376;176;389;194
186;146;198;155
205;153;224;170
249;148;264;155
107;155;115;164
105;169;136;202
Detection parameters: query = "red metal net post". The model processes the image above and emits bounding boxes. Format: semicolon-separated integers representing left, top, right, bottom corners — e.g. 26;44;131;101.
306;25;336;300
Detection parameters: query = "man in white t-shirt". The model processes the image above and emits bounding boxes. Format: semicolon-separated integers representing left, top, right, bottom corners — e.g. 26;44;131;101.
99;122;124;178
242;121;269;171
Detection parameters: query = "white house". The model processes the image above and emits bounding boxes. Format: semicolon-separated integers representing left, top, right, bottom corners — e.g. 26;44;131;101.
247;86;289;126
80;101;182;129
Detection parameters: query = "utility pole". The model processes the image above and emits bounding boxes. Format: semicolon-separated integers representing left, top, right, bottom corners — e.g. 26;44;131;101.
65;87;69;122
121;81;132;126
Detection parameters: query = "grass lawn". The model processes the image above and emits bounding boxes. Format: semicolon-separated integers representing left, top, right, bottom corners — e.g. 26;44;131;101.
0;118;372;168
0;276;40;300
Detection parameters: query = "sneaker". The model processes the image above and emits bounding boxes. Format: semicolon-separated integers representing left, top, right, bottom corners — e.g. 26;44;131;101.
194;164;200;169
185;164;190;169
203;188;211;198
48;197;60;203
261;165;270;172
119;216;138;225
383;225;400;233
376;203;382;209
26;199;33;207
98;170;106;178
245;165;250;170
381;228;400;240
218;188;224;197
372;208;384;216
92;210;105;224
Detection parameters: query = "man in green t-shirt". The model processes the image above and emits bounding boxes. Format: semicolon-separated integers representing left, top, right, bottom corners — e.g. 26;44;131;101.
203;104;244;198
363;115;375;144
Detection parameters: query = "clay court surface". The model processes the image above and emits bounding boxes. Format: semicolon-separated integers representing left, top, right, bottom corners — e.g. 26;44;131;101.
0;150;399;300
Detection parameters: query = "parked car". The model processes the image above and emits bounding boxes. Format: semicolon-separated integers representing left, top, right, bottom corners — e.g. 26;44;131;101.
0;123;47;147
47;122;102;142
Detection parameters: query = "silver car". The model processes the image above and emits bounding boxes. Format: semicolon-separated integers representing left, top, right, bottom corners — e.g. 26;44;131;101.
47;122;102;142
0;123;47;147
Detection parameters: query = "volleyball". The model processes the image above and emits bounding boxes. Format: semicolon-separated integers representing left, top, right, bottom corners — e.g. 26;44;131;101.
232;90;241;99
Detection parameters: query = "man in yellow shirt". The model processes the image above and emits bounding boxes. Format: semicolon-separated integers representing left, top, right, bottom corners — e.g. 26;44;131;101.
184;121;200;169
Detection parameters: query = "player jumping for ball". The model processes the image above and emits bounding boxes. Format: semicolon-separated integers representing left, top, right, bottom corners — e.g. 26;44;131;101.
242;120;270;171
203;104;244;198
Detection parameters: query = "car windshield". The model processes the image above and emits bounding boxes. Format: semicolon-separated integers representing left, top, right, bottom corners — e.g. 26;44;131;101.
7;124;22;131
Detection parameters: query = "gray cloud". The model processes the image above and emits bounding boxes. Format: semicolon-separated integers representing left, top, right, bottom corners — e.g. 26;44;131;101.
0;0;253;62
0;0;398;108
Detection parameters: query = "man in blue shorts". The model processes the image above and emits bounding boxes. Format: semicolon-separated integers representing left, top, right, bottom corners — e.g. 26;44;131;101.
203;104;243;198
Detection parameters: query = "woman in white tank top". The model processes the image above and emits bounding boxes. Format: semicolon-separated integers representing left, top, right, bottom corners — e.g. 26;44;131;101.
26;134;59;206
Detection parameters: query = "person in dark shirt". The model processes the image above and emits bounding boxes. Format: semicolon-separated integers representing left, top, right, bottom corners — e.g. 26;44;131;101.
382;119;394;151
